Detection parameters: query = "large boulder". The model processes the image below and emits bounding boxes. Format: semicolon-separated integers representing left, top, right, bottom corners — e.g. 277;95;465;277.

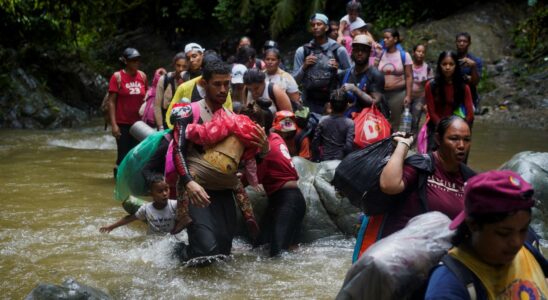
245;157;359;243
25;278;111;300
401;2;526;64
500;151;548;243
0;68;88;129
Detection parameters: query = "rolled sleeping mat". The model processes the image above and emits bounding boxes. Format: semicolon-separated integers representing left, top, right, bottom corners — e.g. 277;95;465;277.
122;195;147;215
130;121;156;141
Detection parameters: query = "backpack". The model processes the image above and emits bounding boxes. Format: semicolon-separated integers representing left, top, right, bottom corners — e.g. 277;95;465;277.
378;40;406;65
302;42;341;92
163;72;177;98
101;71;121;130
437;241;548;300
101;70;147;130
295;111;321;154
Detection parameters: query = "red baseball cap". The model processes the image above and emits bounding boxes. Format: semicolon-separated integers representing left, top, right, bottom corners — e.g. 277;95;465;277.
449;170;535;230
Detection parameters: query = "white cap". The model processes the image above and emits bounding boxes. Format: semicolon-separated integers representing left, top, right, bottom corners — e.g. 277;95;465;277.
353;34;373;47
349;18;367;32
184;43;205;55
231;64;247;84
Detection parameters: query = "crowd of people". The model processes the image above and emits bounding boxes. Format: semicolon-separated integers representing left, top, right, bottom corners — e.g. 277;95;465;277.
101;1;546;297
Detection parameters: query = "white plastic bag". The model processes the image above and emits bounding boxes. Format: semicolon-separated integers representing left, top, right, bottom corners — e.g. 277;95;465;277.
337;211;455;300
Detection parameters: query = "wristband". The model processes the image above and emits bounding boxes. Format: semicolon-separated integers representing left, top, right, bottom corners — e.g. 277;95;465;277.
158;126;164;131
398;141;411;149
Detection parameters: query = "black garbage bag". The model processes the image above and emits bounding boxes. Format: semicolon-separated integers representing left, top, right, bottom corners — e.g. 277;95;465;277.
332;138;398;215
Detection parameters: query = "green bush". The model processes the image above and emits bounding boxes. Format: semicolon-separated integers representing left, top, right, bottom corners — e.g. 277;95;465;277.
512;5;548;60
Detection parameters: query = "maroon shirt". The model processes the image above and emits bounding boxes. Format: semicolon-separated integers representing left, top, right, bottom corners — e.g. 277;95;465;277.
257;133;299;196
382;154;465;237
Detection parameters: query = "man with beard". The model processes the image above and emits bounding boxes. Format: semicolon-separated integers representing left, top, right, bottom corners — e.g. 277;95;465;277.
170;60;268;265
338;34;386;118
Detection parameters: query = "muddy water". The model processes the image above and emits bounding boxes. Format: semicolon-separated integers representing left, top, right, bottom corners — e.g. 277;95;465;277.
0;120;546;299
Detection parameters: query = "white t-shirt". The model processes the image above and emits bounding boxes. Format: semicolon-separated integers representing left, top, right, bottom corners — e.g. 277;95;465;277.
339;16;365;36
265;69;299;94
135;200;177;234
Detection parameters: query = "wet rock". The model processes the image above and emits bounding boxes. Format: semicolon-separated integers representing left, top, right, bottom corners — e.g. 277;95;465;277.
402;2;526;63
293;157;341;242
22;103;37;116
25;278;111;300
500;151;548;244
240;157;358;243
1;68;88;129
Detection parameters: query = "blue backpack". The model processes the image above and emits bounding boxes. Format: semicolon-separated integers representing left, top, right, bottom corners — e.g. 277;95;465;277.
378;40;406;65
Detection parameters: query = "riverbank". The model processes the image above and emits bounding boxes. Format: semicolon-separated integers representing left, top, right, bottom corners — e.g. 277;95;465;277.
1;1;545;130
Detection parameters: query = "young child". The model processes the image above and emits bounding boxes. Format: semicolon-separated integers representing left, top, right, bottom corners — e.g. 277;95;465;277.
100;174;177;234
337;1;365;52
312;89;355;161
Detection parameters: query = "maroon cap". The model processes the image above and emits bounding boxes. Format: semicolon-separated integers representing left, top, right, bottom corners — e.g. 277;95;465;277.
449;170;534;230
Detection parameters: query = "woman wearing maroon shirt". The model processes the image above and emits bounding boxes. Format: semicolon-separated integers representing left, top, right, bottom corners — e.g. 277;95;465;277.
243;102;306;257
425;51;474;151
380;116;475;236
107;48;147;177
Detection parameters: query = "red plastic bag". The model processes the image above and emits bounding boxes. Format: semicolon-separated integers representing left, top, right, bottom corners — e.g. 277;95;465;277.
186;110;261;160
353;105;391;148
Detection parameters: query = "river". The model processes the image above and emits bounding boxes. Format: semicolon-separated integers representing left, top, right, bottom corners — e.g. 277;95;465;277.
1;119;546;299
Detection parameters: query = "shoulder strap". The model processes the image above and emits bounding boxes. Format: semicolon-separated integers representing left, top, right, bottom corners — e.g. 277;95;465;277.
137;70;147;87
303;43;314;58
182;71;191;82
190;101;200;124
328;43;342;63
396;44;406;65
459;163;476;181
417;152;435;212
163;73;170;91
441;255;478;300
524;242;548;276
342;68;352;84
267;82;276;103
114;71;122;90
163;72;176;92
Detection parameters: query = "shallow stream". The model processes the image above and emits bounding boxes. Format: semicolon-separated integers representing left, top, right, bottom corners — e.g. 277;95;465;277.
1;119;546;299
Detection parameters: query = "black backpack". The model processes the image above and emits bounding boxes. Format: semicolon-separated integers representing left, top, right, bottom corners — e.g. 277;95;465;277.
295;111;321;154
302;42;341;92
163;72;177;97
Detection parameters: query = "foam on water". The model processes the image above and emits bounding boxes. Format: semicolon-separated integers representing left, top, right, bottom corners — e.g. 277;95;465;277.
48;135;116;150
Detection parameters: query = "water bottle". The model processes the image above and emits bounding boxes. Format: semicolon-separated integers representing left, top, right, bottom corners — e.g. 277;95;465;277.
398;107;413;134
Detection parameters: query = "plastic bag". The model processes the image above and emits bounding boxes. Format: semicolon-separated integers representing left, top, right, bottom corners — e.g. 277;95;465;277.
186;110;261;160
416;114;429;154
353;104;391;149
333;138;396;215
336;211;454;300
114;129;169;201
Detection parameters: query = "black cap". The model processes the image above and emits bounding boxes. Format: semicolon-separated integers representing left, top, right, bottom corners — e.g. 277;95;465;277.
122;48;141;60
263;40;278;50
